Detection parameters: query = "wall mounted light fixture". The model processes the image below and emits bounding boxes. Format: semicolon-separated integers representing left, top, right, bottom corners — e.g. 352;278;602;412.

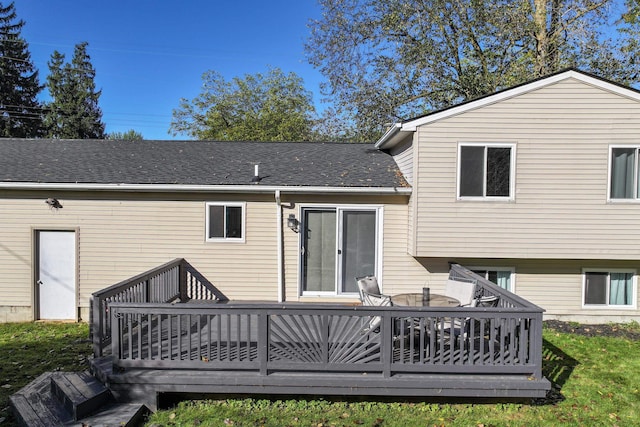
287;214;299;233
45;198;63;210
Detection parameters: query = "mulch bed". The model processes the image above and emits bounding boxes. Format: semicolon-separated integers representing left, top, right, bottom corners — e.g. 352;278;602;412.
544;320;640;340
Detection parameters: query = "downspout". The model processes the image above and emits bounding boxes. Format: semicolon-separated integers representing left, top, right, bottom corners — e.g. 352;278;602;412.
275;190;284;302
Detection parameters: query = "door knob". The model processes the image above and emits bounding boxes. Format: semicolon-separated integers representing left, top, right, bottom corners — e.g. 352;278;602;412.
37;280;43;285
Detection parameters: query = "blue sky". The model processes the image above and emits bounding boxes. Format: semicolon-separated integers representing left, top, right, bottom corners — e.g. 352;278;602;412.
17;1;324;140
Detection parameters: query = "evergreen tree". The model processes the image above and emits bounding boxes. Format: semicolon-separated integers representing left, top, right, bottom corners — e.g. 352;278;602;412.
0;1;43;137
45;42;105;139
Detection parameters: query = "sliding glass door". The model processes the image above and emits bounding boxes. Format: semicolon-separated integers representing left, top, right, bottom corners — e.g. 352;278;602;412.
301;207;379;295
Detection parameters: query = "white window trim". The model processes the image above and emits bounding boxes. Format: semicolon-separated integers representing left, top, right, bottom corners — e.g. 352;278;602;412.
297;204;384;298
457;142;516;201
205;202;246;243
607;145;640;203
468;266;516;293
582;268;638;310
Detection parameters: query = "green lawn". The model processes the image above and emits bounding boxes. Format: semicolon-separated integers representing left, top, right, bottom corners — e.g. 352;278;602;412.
0;322;638;427
0;322;91;426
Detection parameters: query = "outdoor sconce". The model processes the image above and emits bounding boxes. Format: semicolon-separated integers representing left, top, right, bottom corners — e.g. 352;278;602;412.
45;198;63;210
287;214;299;233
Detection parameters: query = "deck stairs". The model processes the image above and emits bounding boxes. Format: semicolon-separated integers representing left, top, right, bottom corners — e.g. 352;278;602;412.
9;371;149;427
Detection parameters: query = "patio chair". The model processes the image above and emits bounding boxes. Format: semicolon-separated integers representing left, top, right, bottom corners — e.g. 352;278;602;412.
444;279;476;307
474;295;500;308
356;277;392;333
356;276;382;301
438;295;501;348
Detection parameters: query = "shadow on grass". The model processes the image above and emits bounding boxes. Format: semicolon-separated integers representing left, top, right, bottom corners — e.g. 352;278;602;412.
533;338;579;406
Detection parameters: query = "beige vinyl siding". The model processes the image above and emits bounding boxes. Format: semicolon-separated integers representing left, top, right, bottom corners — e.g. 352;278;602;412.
1;191;417;315
379;203;428;295
0;194;280;314
414;78;640;259
390;137;414;185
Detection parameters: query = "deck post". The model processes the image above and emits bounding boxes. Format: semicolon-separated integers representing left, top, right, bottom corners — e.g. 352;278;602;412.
529;315;544;380
178;259;188;302
90;296;103;357
382;311;392;378
258;312;268;375
111;306;121;366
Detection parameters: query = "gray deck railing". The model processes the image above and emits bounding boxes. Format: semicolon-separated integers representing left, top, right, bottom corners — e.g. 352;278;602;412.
90;258;218;357
107;301;544;380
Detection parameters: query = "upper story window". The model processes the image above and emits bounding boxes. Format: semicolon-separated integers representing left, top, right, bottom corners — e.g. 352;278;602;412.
458;143;515;199
610;147;640;199
583;270;636;308
206;202;245;242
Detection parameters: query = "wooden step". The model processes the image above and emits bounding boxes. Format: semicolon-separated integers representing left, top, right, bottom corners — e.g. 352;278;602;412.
50;371;112;421
9;372;72;427
71;402;149;427
11;370;149;427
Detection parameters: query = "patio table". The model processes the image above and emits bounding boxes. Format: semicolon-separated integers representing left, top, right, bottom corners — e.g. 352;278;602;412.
391;293;460;307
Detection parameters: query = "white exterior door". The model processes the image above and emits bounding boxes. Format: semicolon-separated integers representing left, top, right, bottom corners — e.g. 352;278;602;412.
37;231;76;320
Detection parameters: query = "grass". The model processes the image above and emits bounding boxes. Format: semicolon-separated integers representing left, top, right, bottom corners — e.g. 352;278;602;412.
0;322;638;426
0;322;91;426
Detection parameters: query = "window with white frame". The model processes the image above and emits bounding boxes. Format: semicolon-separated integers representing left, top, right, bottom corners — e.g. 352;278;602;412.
583;270;636;307
610;147;640;199
458;143;514;199
205;202;245;242
471;268;514;292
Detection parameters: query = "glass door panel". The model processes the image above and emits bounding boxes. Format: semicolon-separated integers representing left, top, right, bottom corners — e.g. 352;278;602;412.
301;209;336;292
339;210;376;293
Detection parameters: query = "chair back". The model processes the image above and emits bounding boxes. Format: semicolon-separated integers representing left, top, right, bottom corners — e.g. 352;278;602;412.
444;279;476;306
356;276;381;299
475;295;500;308
356;276;391;334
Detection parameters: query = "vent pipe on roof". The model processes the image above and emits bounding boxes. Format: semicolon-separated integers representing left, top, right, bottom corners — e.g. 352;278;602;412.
251;164;261;184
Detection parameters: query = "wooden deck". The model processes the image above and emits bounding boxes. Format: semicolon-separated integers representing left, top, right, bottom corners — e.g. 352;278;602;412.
88;261;551;410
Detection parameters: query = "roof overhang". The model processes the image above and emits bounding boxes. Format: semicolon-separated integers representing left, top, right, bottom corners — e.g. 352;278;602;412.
375;69;640;150
0;182;412;196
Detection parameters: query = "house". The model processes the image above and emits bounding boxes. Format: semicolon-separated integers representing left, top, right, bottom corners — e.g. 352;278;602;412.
0;69;639;324
376;69;640;323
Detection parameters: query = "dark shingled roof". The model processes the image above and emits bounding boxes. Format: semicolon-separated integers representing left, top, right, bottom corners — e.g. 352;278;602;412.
0;139;408;188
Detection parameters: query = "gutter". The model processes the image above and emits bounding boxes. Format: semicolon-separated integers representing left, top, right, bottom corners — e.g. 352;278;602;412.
0;182;412;195
375;123;402;149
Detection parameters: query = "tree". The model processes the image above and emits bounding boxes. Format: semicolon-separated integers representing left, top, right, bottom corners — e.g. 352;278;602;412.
44;42;105;139
306;0;640;140
107;129;144;140
0;1;43;137
170;68;316;141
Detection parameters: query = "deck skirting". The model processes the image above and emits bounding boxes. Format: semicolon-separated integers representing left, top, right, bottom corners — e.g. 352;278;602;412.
90;356;550;410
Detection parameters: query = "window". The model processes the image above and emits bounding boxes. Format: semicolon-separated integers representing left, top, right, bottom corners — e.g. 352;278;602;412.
471;268;514;292
206;202;245;242
458;144;514;199
583;270;636;308
610;147;640;199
